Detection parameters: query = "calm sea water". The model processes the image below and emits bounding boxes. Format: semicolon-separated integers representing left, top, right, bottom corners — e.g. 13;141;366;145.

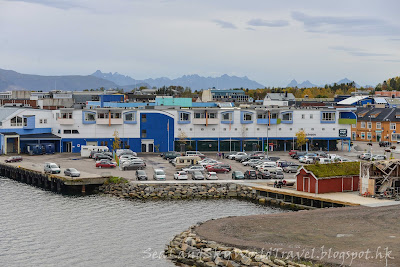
0;177;283;267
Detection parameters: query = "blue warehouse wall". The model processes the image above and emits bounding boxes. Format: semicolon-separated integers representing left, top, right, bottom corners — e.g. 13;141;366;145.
140;113;174;152
0;128;52;135
60;138;142;154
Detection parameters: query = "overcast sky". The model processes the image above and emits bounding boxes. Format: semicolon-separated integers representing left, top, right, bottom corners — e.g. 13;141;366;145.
0;0;399;86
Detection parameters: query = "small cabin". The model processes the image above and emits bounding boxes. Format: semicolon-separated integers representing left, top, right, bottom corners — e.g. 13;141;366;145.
296;162;360;194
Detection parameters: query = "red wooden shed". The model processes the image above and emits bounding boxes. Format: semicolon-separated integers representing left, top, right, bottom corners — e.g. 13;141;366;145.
296;166;359;194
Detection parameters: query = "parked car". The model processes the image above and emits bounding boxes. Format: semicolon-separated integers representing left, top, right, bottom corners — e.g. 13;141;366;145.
163;151;181;160
5;156;23;163
121;160;146;170
235;153;249;161
299;156;315;164
96;160;116;168
215;164;231;171
116;149;137;157
185;151;206;159
283;165;300;173
257;170;271;179
182;165;205;174
293;151;306;159
379;141;392;147
288;150;298;156
135;170;148;180
358;152;372;160
94;153;112;161
206;172;218;180
199;159;221;167
232;170;244;180
206;165;230;173
64;168;80;177
174;171;189;180
153;169;166;180
191;171;205;180
244;170;257;179
371;155;387;160
228;152;246;160
270;170;284;179
44;162;61;174
318;158;333;164
268;156;280;162
242;159;260;166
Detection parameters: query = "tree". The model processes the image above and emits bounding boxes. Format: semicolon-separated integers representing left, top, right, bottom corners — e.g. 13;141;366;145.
177;130;188;151
112;130;121;151
296;130;308;151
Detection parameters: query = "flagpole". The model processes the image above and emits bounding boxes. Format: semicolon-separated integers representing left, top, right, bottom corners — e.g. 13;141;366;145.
167;120;170;152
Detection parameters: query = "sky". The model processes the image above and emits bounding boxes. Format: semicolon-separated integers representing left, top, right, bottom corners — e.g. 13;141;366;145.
0;0;399;87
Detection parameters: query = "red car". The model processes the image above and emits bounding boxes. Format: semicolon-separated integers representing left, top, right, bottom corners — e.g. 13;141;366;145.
288;150;298;156
96;160;116;168
207;165;230;173
5;156;23;163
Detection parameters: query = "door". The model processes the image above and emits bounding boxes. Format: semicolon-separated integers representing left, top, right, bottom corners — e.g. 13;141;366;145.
376;133;381;142
141;144;147;152
343;178;352;191
86;141;97;146
66;142;72;153
304;178;309;192
352;132;356;140
148;144;154;152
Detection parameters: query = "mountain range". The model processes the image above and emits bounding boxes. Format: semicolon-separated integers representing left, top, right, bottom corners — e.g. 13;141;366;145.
287;78;363;88
91;70;265;91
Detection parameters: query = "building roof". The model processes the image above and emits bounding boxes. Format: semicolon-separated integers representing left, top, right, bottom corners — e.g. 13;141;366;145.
302;162;360;178
265;93;295;101
20;133;61;140
0;108;19;122
374;97;387;104
356;107;397;122
337;96;369;105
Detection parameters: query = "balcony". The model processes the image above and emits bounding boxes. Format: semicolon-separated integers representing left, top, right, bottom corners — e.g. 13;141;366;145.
193;118;219;125
97;118;123;125
57;118;74;125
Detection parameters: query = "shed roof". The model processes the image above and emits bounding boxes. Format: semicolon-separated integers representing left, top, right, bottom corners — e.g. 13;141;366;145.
337;96;369;105
302;162;360;178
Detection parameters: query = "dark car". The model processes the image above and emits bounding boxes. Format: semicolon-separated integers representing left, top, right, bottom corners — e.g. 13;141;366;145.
191;171;205;180
207;165;230;173
121;161;146;171
379;141;392;147
93;153;112;161
244;170;257;179
232;170;244;180
64;168;80;177
135;170;148;180
214;164;231;171
163;151;181;160
5;156;23;163
268;156;280;162
257;171;271;179
293;151;306;159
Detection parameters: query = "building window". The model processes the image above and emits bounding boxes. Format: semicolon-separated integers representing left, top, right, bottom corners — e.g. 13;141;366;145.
367;122;372;129
43;119;47;124
72;130;79;134
141;130;146;138
279;128;282;130
290;128;292;131
180;112;190;121
235;128;237;131
361;122;366;128
322;112;335;121
207;113;217;119
376;122;381;129
352;124;356;128
189;128;192;131
39;119;43;124
311;128;314;131
257;128;260;131
257;113;267;119
85;113;96;121
201;128;204;131
367;132;372;140
322;128;325;131
194;112;205;119
301;114;305;119
212;128;215;131
361;132;365;139
310;114;313;119
392;133;400;141
282;112;292;121
243;113;252;121
124;112;136;121
222;112;232;121
178;128;181;131
246;128;248;131
10;116;23;127
391;123;396;130
223;128;226;131
97;112;108;119
61;112;72;119
141;114;146;122
63;130;71;134
270;113;278;119
333;128;335;131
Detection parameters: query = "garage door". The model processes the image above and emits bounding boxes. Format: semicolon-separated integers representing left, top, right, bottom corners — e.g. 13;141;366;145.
343;178;353;191
86;141;98;146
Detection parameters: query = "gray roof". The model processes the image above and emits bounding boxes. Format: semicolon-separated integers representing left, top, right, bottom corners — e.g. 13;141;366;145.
265;93;295;101
0;108;19;122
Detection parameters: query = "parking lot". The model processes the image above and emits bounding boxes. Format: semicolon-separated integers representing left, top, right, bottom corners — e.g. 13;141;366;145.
1;141;398;183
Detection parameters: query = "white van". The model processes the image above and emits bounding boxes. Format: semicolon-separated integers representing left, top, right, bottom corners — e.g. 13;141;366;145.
185;151;205;158
44;162;61;174
173;156;201;169
260;166;283;173
319;158;333;164
81;145;109;158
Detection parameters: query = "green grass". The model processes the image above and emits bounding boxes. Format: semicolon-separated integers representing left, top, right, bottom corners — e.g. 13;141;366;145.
304;162;359;178
104;176;128;185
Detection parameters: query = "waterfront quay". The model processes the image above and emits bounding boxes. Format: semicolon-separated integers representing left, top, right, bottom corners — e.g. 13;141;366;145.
1;150;397;208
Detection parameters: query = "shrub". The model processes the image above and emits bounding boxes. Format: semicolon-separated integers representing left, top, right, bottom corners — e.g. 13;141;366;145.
104;176;128;185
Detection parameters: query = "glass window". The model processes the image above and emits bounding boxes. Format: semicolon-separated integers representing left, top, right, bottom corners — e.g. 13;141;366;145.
322;112;335;121
270;113;278;119
180;112;190;121
141;114;146;122
361;132;365;139
282;112;292;121
352;124;356;128
376;122;381;129
301;114;305;119
361;122;366;128
141;130;147;138
243;113;252;121
222;113;232;121
391;123;396;130
207;113;217;119
367;122;372;129
367;132;372;140
125;113;135;121
115;113;121;119
85;113;96;121
310;114;313;119
11;116;23;126
63;130;71;134
257;113;267;119
194;113;205;119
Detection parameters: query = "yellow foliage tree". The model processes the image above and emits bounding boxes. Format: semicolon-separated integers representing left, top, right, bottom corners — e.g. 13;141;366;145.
296;130;308;151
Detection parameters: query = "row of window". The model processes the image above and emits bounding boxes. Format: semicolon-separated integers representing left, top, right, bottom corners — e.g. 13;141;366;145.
357;122;396;130
177;127;335;132
63;130;79;134
10;116;48;126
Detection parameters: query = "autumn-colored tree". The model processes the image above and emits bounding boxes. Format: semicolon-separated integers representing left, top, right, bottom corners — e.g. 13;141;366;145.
296;130;308;151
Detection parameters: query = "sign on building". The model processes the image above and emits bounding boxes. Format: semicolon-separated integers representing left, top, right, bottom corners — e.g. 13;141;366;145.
339;129;347;137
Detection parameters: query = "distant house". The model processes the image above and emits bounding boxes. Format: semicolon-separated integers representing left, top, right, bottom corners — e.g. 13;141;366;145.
296;162;360;193
201;89;248;102
263;92;295;106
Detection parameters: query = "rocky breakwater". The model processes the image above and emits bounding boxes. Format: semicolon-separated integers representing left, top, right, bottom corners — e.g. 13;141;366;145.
98;183;257;200
165;225;312;267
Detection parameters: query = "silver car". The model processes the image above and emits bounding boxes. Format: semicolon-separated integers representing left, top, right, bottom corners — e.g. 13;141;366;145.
64;168;80;177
